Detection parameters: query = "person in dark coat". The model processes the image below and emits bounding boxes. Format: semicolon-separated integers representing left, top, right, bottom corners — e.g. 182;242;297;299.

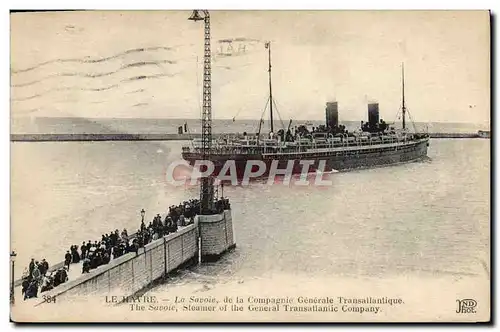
21;277;30;300
24;281;34;299
53;268;68;287
71;245;80;263
103;252;110;265
53;270;62;287
64;250;72;270
25;280;38;299
59;268;68;284
82;258;91;273
110;231;117;246
95;253;103;267
39;259;49;276
170;218;178;233
164;216;173;234
81;241;87;260
114;229;120;244
28;258;35;276
90;254;98;269
111;246;118;259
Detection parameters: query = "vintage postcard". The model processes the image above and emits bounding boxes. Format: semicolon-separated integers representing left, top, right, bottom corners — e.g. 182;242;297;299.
10;10;490;323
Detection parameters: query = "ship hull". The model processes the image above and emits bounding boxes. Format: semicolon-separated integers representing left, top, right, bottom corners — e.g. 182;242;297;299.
181;138;429;178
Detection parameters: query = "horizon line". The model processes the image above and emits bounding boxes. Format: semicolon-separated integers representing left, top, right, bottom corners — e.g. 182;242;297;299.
11;116;491;125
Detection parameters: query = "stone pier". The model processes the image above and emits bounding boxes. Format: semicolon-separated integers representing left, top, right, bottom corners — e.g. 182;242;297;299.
28;209;235;305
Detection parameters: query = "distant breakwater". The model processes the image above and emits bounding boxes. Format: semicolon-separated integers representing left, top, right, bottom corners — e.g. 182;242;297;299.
10;132;488;142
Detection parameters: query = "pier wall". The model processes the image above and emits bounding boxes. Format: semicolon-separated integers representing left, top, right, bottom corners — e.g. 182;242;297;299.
33;209;236;305
428;133;482;139
198;210;236;261
35;223;199;304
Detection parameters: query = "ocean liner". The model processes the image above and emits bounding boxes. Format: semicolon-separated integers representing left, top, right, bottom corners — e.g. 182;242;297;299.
182;42;430;177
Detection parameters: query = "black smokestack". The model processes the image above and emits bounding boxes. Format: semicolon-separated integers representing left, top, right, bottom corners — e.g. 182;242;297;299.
325;102;339;128
368;103;379;128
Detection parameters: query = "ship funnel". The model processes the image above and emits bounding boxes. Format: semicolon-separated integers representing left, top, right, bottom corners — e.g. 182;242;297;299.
325;102;339;128
368;103;379;128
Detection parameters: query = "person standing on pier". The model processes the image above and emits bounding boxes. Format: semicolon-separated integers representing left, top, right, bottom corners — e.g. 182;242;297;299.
121;229;128;242
40;273;54;293
29;258;35;276
21;277;30;300
24;279;38;300
71;245;81;263
82;257;90;273
81;241;87;260
39;258;49;276
31;263;41;283
103;251;111;265
110;230;118;246
64;250;72;270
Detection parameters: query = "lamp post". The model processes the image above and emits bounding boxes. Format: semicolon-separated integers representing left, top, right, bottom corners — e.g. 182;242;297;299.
140;209;145;223
10;251;16;305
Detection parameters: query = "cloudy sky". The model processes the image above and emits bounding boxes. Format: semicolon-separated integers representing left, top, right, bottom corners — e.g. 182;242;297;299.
10;10;490;123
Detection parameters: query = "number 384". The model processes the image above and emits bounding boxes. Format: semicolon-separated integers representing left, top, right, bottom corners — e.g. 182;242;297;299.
42;295;56;303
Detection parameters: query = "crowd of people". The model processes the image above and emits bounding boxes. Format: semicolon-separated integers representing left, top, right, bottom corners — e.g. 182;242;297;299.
20;198;231;300
21;258;68;300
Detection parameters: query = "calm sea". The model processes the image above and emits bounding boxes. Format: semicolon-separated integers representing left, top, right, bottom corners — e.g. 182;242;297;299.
11;138;490;289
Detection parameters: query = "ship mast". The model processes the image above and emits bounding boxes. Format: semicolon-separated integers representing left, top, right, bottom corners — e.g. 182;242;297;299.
189;10;214;214
402;62;406;131
266;41;274;133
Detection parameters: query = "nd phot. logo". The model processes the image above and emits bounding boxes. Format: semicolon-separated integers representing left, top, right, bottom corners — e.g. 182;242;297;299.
456;299;477;314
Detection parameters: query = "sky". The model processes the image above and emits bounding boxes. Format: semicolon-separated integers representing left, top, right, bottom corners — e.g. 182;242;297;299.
10;10;490;123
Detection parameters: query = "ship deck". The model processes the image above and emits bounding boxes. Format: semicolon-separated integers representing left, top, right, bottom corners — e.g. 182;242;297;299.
183;136;430;157
262;137;429;156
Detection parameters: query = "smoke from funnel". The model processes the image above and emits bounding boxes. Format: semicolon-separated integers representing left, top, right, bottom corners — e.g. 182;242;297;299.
363;94;378;104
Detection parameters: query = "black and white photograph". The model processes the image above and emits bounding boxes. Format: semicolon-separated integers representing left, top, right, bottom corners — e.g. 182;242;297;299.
9;9;490;323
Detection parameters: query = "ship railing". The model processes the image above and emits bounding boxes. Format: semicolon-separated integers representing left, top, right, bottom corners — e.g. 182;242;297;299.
308;136;422;152
262;137;427;156
184;135;423;155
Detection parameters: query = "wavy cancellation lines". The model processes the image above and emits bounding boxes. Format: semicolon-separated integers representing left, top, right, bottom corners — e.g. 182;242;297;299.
11;46;181;105
11;60;178;88
11;46;174;74
11;43;261;116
